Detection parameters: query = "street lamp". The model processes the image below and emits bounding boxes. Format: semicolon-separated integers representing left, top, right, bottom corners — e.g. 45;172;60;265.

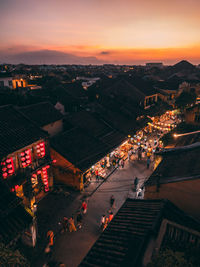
173;129;200;138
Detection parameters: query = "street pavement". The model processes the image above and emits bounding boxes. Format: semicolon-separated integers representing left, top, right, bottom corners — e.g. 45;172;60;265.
33;158;153;267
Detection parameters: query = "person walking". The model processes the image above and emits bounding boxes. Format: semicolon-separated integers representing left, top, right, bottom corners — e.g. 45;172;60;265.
116;157;120;169
45;230;54;258
147;157;151;169
46;230;54;247
112;158;116;167
110;195;115;210
134;177;138;191
95;169;99;181
121;159;124;168
68;217;77;232
127;150;132;161
81;200;88;214
108;212;114;222
103;217;109;231
76;211;83;229
61;217;68;233
138;147;142;161
100;215;106;231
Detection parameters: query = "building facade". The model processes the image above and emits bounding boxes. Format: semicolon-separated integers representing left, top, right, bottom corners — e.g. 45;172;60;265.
0;105;54;210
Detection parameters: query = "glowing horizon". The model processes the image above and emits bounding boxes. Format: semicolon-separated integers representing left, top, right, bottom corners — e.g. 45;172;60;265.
1;0;200;64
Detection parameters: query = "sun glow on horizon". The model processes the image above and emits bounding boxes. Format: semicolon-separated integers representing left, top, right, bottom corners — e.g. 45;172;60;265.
0;0;200;64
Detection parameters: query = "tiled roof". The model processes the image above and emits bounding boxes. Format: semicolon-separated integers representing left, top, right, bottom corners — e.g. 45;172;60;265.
80;199;200;267
102;79;145;104
65;110;125;149
51;127;111;172
64;82;88;99
0;182;32;244
18;102;63;127
0;105;48;159
145;143;200;186
65;110;113;138
90;103;139;134
128;76;157;96
99;131;125;150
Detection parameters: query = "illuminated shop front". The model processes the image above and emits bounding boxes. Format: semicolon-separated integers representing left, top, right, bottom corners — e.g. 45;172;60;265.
82;139;133;185
1;139;53;208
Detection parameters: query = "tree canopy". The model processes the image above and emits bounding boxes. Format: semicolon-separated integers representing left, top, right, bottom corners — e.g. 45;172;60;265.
175;91;196;109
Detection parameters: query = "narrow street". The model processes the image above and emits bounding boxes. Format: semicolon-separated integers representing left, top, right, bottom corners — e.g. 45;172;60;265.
36;158;152;267
32;111;179;267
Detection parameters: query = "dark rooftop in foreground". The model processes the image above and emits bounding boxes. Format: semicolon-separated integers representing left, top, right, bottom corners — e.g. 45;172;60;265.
18;102;63;127
0;105;48;159
145;142;200;186
80;199;200;267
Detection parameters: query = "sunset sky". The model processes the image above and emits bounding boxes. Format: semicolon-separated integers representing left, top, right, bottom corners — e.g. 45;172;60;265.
1;0;200;64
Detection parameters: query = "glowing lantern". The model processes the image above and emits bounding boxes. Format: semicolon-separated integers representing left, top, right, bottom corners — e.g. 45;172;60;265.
36;142;46;158
1;157;15;178
41;166;49;192
3;173;8;178
20;149;32;167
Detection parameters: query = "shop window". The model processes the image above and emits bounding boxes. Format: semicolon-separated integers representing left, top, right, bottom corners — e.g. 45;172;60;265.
31;172;43;195
20;149;32;168
41;165;50;192
31;165;50;193
15;185;24;198
1;157;15;179
31;174;38;189
35;142;46;158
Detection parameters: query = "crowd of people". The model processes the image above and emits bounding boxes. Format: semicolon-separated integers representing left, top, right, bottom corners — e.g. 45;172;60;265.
44;199;88;264
44;195;117;266
100;195;115;231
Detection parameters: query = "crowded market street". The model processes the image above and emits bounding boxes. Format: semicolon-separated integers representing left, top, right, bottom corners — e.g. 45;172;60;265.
32;110;180;267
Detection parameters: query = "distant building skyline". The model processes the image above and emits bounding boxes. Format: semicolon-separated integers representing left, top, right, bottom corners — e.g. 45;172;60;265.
0;0;200;64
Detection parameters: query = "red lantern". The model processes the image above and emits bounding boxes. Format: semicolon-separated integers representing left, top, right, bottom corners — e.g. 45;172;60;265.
1;157;15;177
3;173;8;178
36;142;46;158
41;166;49;192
